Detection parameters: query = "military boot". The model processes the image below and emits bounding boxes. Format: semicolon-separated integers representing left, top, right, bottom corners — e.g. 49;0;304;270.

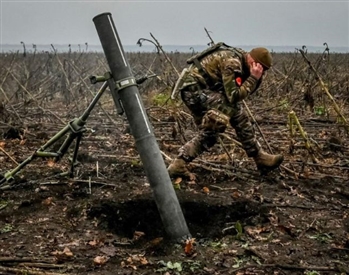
253;150;284;172
168;158;196;181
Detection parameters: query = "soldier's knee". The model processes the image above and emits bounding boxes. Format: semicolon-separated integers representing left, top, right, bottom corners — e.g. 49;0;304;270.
230;110;250;128
201;109;229;133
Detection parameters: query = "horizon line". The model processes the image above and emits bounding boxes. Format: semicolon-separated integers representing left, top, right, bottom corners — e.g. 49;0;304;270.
1;43;348;48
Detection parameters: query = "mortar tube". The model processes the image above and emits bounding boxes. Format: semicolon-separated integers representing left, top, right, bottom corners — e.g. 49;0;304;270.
93;12;191;241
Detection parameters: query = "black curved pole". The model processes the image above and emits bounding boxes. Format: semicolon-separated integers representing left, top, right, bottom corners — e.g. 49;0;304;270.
93;12;191;241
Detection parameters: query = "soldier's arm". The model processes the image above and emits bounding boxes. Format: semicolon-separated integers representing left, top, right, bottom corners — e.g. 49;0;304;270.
221;58;259;103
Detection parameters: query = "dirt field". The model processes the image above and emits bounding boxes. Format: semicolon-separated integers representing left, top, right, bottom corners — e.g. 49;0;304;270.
0;49;348;275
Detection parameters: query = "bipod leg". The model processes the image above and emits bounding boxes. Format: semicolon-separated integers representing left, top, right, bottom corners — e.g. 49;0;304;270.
67;133;83;178
0;154;36;186
1;81;109;187
55;129;80;162
0;125;71;187
56;82;109;161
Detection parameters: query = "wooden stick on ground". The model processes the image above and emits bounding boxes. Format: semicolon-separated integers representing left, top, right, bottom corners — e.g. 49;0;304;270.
0;265;76;275
0;147;18;165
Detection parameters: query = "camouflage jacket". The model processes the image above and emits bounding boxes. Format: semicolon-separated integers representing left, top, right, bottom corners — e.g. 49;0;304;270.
184;47;261;103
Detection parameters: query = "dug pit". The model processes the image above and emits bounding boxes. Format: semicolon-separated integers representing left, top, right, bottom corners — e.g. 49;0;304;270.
87;193;267;240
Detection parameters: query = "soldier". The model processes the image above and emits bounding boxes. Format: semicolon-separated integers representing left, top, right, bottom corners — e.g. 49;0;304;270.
168;43;284;180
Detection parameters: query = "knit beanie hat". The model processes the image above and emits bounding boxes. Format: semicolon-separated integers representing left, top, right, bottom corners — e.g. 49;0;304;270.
249;47;272;70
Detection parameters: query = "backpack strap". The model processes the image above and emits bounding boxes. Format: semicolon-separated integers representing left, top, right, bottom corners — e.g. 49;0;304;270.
186;42;224;64
186;42;244;90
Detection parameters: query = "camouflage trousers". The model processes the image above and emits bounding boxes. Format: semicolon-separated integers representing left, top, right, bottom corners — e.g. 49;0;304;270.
178;85;261;162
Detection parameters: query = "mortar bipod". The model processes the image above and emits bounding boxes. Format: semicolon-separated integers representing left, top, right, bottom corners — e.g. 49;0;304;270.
0;73;156;188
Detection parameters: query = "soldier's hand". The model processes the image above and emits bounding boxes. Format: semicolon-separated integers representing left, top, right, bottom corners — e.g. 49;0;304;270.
250;62;264;80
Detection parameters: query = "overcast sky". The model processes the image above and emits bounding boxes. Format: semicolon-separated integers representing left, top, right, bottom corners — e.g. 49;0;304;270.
1;0;348;49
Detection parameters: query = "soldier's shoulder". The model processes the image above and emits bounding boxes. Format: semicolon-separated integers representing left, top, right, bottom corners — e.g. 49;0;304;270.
218;51;243;73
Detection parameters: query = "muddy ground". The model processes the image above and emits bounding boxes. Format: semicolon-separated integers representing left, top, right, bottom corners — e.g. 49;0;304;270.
1;96;348;275
0;48;349;275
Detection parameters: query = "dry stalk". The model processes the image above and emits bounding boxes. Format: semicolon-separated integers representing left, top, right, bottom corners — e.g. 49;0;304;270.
0;265;76;275
0;54;17;91
241;100;300;178
0;87;22;122
242;100;274;154
0;257;56;263
218;136;234;164
149;33;180;77
0;147;19;165
289;110;318;163
143;54;158;73
299;48;349;132
7;70;66;125
0;56;23;122
219;133;242;147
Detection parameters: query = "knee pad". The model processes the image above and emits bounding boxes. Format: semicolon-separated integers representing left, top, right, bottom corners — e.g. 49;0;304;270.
201;109;229;132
